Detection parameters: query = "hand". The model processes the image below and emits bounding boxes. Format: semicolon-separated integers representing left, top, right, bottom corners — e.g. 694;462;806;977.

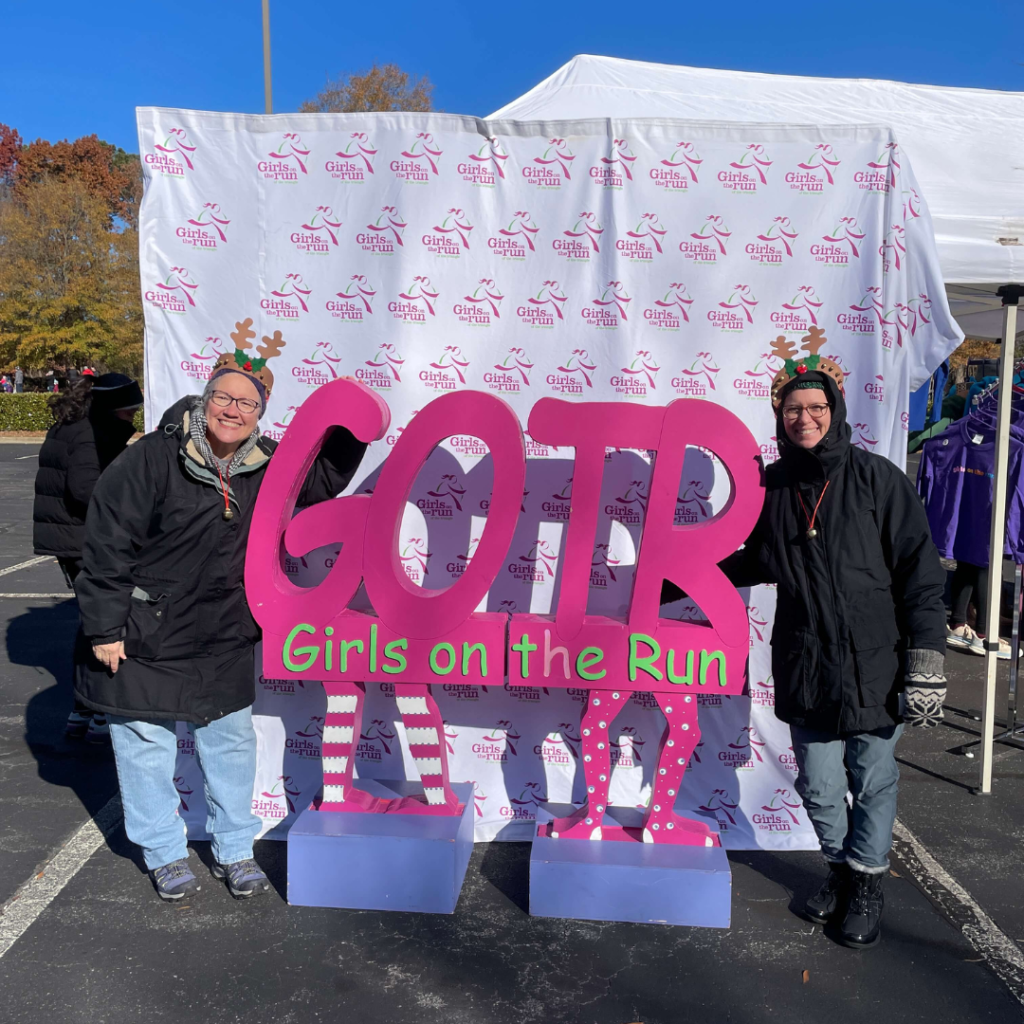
93;640;127;674
904;685;946;728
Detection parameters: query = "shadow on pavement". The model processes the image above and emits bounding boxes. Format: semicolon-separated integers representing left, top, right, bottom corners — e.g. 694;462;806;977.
6;598;125;860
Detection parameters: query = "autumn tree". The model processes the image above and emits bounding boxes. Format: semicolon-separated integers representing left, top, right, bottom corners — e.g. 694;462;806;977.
14;135;142;227
0;123;21;190
0;177;143;375
300;63;434;113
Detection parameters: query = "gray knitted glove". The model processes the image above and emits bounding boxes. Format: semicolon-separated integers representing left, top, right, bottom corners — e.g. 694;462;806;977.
904;649;947;728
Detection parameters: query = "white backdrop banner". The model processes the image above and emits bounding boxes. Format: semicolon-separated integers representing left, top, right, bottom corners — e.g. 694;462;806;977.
138;108;960;849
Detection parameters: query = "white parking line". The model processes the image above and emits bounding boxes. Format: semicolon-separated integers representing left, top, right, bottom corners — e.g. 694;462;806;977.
0;556;54;577
0;796;122;959
893;817;1024;1005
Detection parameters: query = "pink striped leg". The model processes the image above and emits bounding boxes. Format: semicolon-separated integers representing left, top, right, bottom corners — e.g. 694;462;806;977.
395;683;463;815
641;692;717;846
318;681;380;812
549;688;630;839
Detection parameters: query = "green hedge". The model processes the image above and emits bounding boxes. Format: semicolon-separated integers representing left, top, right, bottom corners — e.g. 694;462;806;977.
0;394;53;431
0;395;147;433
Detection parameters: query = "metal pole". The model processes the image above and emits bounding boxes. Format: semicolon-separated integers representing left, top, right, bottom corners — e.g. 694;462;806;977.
261;0;273;115
979;289;1020;792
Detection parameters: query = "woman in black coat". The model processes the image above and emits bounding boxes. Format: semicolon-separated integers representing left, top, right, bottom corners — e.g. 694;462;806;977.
665;331;946;949
33;373;143;740
75;338;365;902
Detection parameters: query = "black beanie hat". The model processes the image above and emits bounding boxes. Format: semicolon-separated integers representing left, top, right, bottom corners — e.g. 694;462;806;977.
90;373;143;413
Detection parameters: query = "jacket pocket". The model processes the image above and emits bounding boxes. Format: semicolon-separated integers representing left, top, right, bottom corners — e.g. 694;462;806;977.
124;587;169;660
771;630;819;717
850;624;900;707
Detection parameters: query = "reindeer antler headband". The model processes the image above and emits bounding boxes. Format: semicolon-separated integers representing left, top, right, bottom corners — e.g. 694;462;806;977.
209;317;288;404
769;327;845;408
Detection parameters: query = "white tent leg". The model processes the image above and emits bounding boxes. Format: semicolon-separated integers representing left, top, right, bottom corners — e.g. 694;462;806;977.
980;291;1019;793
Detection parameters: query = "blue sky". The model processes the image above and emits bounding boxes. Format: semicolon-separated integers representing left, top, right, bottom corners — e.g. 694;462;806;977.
2;0;1020;153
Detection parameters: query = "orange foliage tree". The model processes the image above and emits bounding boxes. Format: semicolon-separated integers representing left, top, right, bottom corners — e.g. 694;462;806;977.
299;63;434;113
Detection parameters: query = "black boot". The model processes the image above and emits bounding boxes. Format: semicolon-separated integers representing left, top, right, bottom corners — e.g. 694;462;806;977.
805;862;849;923
839;868;884;948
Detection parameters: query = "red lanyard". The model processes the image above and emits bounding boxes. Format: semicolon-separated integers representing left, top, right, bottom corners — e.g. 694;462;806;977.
215;466;234;521
797;480;830;539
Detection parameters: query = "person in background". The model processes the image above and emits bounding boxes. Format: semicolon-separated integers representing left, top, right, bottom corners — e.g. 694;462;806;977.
663;334;946;950
15;366;24;393
74;331;366;902
33;374;144;741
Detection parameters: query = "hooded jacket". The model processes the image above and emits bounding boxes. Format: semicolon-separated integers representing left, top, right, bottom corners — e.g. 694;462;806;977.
668;373;946;734
33;410;137;560
74;396;366;724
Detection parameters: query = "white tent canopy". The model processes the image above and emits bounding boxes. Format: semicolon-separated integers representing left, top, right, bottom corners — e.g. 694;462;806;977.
492;55;1024;339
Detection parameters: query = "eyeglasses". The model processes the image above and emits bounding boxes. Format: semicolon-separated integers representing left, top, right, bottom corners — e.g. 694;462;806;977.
781;404;830;421
209;390;260;415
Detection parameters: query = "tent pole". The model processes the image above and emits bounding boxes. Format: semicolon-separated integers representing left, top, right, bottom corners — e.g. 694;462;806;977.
979;287;1021;793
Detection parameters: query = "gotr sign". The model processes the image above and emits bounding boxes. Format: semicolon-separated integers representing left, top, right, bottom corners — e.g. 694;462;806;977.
246;379;763;847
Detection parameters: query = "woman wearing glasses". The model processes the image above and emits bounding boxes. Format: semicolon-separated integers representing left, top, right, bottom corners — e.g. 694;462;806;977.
666;336;946;949
74;331;365;902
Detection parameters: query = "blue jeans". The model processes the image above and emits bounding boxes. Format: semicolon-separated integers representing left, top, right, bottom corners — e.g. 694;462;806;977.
108;707;262;871
790;723;903;873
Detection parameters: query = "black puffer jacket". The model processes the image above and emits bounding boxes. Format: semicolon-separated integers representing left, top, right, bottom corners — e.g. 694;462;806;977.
74;396;366;724
33;413;136;559
667;373;946;734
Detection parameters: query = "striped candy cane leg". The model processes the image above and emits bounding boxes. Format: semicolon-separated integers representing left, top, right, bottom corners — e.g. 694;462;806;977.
549;688;630;839
641;693;716;846
318;681;367;811
396;684;462;814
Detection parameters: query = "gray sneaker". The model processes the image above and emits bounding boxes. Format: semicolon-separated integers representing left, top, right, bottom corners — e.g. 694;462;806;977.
150;858;201;901
211;858;271;899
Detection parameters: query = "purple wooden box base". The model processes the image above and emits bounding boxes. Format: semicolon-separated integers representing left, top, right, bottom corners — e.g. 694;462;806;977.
529;828;732;928
287;780;475;913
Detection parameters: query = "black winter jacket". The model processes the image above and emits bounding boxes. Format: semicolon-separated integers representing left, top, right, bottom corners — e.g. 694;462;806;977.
666;374;946;734
74;397;366;724
33;413;136;559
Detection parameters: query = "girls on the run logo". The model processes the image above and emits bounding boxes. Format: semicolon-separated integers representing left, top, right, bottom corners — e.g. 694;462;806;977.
460;136;508;186
327;274;375;322
326;132;376;180
423;208;473;256
147;127;196;176
526;138;575;187
748;216;798;263
681;215;730;263
653;141;702;190
177;203;229;250
620;212;668;260
519;281;568;327
590;138;636;188
392;132;443;181
259;133;310;181
787;143;840;193
359;206;406;253
581;281;631;329
556;212;602;260
720;144;772;192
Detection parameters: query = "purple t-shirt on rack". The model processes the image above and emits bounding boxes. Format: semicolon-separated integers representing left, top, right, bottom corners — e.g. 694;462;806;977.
918;420;1024;565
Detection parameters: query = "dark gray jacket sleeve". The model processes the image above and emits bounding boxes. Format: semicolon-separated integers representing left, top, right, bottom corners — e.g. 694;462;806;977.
879;468;947;653
297;427;368;506
76;442;158;643
660;515;773;605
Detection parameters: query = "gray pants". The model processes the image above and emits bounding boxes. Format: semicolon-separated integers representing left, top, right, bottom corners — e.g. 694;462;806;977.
790;723;903;873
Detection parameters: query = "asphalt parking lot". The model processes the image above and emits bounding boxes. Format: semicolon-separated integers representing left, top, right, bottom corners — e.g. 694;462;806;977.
0;440;1022;1024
